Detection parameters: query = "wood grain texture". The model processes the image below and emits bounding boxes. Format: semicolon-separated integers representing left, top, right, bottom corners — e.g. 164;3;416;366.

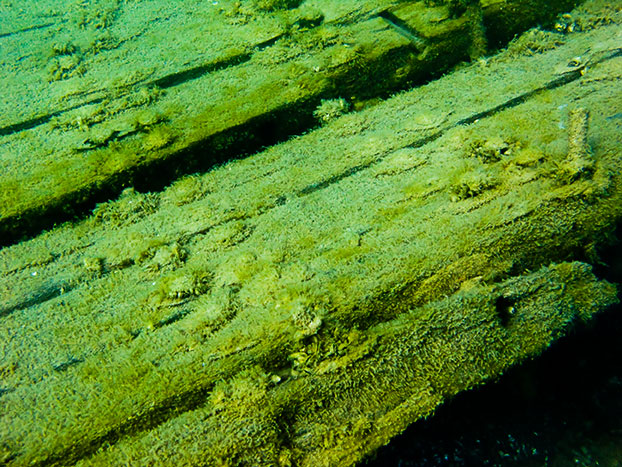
0;0;621;465
0;0;580;244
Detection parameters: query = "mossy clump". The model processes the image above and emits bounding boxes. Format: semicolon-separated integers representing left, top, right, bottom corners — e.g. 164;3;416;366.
82;256;104;275
251;0;303;12
50;41;77;57
142;242;186;273
159;174;208;207
91;188;159;227
181;287;239;338
209;365;272;409
141;126;176;151
152;267;211;303
467;137;515;163
451;168;498;200
512;146;546;168
48;54;85;82
313;98;351;125
506;28;565;57
96;232;164;270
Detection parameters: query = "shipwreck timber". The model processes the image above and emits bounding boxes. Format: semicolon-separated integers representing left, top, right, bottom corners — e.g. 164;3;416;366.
0;0;621;465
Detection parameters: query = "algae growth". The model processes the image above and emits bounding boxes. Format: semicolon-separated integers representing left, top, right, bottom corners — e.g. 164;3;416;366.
0;0;621;465
0;0;585;245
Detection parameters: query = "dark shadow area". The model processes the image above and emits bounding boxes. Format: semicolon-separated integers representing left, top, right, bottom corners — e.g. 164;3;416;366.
484;0;581;50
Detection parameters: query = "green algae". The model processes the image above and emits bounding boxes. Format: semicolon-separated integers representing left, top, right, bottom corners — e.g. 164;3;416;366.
0;0;590;245
0;0;621;465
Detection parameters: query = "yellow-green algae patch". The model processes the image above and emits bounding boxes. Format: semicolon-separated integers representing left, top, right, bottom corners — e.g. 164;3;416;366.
0;0;587;243
0;1;621;465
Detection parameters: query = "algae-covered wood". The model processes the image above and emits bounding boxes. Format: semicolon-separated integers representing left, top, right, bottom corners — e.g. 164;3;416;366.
0;0;579;244
1;1;621;465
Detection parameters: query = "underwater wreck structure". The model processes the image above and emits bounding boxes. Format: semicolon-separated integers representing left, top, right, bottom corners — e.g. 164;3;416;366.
1;0;621;465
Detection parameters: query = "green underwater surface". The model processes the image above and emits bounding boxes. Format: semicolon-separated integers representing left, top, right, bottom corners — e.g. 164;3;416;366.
1;0;621;465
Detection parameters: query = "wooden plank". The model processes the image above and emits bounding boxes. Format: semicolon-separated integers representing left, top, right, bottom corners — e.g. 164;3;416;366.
0;0;581;244
0;0;304;123
1;1;621;464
